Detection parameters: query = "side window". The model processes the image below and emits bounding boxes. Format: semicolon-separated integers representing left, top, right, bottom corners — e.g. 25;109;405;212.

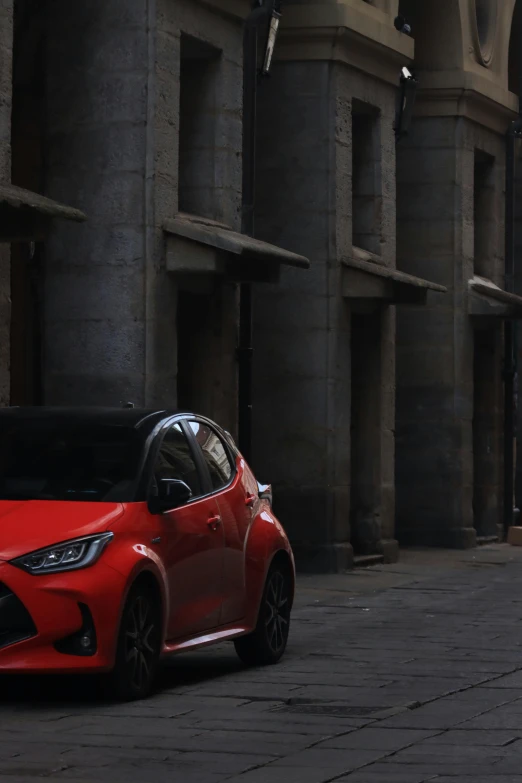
188;421;233;492
153;423;202;498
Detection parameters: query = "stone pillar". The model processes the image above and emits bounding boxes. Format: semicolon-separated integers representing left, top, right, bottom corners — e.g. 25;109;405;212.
396;115;505;547
43;0;154;406
253;61;352;572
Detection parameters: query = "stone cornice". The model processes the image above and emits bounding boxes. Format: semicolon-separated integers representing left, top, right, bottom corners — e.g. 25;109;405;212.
414;71;518;135
277;30;413;86
275;4;413;85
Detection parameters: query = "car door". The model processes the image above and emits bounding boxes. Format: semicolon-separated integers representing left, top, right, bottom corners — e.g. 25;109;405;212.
149;421;225;641
187;419;254;626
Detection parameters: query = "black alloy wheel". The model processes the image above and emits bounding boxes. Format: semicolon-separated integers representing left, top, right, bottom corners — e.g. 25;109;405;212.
110;584;161;701
234;563;291;666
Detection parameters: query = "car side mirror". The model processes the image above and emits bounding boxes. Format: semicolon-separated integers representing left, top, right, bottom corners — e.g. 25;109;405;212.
149;478;193;515
258;482;272;507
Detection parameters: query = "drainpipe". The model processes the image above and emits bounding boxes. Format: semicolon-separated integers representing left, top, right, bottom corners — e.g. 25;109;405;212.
238;0;281;463
504;110;522;535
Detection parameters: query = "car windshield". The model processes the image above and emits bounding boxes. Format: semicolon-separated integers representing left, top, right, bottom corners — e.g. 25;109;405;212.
0;420;143;502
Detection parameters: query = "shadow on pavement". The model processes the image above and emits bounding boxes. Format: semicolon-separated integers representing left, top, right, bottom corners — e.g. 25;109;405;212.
0;647;244;706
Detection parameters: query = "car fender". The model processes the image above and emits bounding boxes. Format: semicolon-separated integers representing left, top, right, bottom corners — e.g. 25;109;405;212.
243;505;293;628
103;537;169;650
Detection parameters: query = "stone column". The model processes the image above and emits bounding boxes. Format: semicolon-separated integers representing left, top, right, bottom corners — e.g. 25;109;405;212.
43;0;153;405
253;61;353;572
396;115;506;547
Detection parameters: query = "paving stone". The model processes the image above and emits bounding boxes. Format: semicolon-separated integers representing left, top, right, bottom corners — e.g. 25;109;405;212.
60;768;228;783
225;767;346;783
459;709;522;731
69;718;206;739
378;701;498;730
482;672;522;689
269;747;391;773
422;729;521;746
432;779;522;782
319;727;441;750
358;761;503;777
189;716;369;734
336;774;439;783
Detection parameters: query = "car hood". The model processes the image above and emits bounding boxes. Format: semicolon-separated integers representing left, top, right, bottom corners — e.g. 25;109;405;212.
0;501;125;561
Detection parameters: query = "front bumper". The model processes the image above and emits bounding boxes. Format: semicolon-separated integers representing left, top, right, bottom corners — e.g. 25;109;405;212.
0;560;126;673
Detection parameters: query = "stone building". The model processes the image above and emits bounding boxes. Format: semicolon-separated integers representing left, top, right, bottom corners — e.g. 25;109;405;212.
395;0;522;550
1;0;308;437
252;0;522;570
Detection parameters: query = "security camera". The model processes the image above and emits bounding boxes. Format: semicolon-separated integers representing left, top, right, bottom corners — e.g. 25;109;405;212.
394;15;412;35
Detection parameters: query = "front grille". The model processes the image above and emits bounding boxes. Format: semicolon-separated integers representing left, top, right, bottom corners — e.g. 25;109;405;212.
0;582;37;649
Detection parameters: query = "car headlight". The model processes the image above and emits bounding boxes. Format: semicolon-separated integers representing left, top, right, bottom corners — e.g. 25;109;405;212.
10;532;114;575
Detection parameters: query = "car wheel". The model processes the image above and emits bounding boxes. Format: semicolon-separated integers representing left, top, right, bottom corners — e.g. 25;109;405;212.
234;563;291;666
110;583;162;701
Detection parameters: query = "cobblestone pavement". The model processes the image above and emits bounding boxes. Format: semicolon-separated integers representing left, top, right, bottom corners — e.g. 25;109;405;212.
4;546;522;782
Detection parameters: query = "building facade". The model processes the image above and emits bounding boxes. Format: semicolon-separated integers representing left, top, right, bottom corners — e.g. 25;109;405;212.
1;0;522;572
1;0;307;441
252;0;522;570
395;0;520;549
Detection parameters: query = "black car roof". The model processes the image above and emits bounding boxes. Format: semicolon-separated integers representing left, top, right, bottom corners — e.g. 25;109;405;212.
0;407;184;439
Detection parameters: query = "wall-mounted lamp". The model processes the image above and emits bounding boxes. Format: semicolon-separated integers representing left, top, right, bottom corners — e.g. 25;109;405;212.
394;66;418;141
261;1;282;77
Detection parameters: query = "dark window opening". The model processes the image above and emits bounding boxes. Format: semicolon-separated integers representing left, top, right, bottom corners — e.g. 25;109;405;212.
473;327;502;538
473;149;495;279
352;101;382;256
350;311;382;555
178;34;221;219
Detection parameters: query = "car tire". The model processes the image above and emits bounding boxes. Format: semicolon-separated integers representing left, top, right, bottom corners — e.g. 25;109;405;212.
234;563;291;667
110;583;162;701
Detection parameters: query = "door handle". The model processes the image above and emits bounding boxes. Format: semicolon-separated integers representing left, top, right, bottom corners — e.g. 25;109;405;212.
207;514;221;531
245;493;256;508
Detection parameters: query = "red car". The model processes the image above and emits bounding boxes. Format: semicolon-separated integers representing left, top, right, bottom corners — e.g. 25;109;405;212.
0;408;294;699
